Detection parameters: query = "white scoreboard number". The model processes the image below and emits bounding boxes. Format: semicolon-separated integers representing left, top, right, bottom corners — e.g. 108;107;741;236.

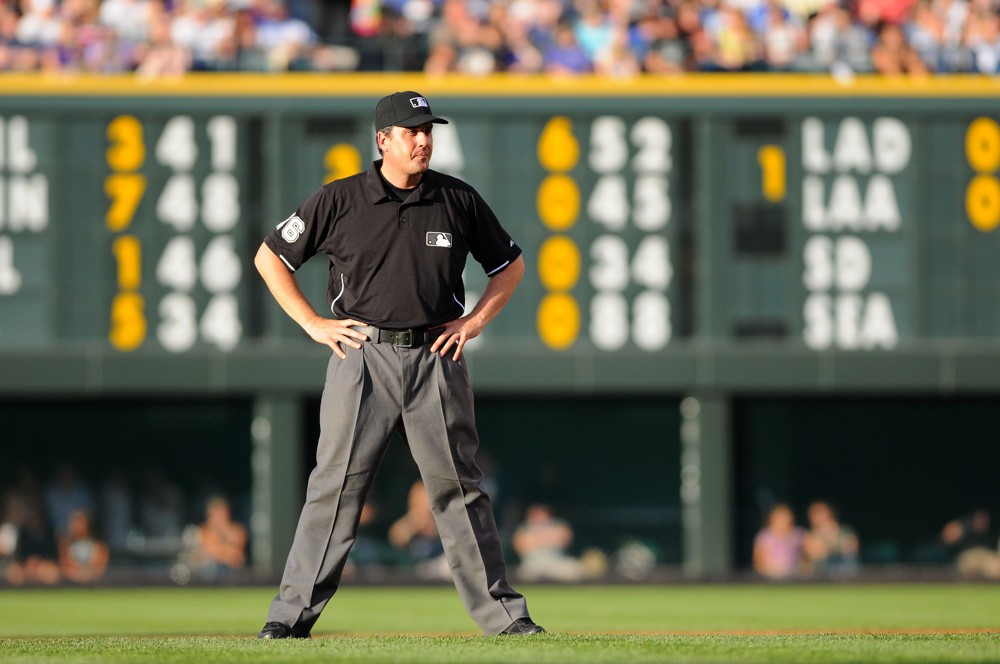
105;114;244;353
154;116;242;353
586;115;673;352
535;114;675;352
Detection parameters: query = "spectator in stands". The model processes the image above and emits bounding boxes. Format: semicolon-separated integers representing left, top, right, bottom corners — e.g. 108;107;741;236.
307;0;350;44
941;508;1000;579
807;0;875;75
100;469;135;557
421;0;494;75
185;495;247;580
139;469;184;549
543;20;593;73
753;502;805;579
631;7;688;73
697;0;726;42
962;6;1000;74
572;0;615;63
4;470;60;586
16;0;61;54
252;0;317;69
858;0;921;28
593;23;642;76
0;3;19;69
939;0;971;43
492;5;544;72
388;480;450;580
784;0;827;22
44;463;94;539
348;0;380;39
82;21;138;73
135;10;191;77
422;38;459;73
58;509;110;583
751;0;809;71
513;503;588;582
687;13;726;68
871;21;930;74
0;489;23;580
472;18;512;74
169;0;238;71
99;0;154;46
670;0;706;69
803;500;859;577
710;3;764;70
907;0;947;70
3;0;995;75
364;4;423;70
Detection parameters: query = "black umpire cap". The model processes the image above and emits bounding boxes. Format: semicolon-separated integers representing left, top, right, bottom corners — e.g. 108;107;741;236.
375;91;449;130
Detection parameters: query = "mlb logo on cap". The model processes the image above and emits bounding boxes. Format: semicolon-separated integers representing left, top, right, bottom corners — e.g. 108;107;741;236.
375;91;449;129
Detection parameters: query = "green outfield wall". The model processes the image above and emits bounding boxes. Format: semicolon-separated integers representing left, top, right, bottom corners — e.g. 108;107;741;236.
1;74;998;577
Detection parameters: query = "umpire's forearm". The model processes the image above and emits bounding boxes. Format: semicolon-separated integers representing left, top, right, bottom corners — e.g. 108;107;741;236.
254;243;323;331
466;255;525;329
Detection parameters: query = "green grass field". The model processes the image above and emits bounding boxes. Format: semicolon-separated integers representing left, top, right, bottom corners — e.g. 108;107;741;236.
1;584;999;663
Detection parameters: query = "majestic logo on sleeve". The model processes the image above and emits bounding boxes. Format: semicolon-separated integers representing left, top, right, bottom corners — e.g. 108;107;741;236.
427;232;452;247
277;214;305;243
410;97;430;109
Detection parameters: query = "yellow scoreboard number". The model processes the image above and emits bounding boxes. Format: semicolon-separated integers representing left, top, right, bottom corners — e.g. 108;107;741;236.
965;117;1000;232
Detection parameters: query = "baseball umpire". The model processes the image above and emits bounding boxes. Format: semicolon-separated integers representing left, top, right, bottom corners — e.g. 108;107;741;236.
254;91;544;637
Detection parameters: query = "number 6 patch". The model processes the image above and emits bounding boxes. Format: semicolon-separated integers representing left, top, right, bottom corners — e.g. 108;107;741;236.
278;214;305;243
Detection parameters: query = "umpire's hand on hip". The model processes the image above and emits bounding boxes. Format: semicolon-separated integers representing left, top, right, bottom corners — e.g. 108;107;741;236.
430;316;484;362
305;316;370;360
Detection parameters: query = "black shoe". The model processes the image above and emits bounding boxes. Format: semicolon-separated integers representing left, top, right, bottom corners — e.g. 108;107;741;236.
500;618;546;635
257;621;311;639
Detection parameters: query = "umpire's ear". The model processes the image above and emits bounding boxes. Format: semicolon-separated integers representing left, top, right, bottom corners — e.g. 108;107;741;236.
376;127;393;156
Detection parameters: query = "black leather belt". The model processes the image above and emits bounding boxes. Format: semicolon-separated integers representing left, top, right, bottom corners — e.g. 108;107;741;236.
359;325;439;348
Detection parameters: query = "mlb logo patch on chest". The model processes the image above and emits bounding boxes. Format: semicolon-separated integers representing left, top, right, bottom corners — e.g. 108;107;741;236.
426;232;452;247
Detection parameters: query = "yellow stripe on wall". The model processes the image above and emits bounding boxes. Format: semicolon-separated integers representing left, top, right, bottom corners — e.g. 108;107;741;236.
0;73;999;98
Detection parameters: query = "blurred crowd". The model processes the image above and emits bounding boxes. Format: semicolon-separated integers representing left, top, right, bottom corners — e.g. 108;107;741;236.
0;464;249;585
5;461;1000;585
751;500;1000;581
342;480;612;583
1;0;998;76
0;461;640;586
752;500;861;580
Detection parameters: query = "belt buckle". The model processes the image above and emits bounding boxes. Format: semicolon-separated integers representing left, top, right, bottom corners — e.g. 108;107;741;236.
395;329;414;348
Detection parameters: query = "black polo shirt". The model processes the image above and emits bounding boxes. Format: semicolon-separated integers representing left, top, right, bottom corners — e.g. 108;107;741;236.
263;160;522;329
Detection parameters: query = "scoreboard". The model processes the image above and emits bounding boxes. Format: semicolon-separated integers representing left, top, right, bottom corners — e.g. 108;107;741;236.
2;74;1000;395
0;112;249;348
701;107;1000;352
102;114;248;354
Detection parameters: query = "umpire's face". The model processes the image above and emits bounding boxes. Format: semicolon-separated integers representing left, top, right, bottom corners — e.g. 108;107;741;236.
379;122;434;179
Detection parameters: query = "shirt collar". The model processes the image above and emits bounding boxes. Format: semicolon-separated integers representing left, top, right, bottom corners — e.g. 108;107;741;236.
365;159;441;204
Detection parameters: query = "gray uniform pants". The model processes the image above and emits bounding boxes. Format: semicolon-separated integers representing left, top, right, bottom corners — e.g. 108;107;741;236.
266;341;529;635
